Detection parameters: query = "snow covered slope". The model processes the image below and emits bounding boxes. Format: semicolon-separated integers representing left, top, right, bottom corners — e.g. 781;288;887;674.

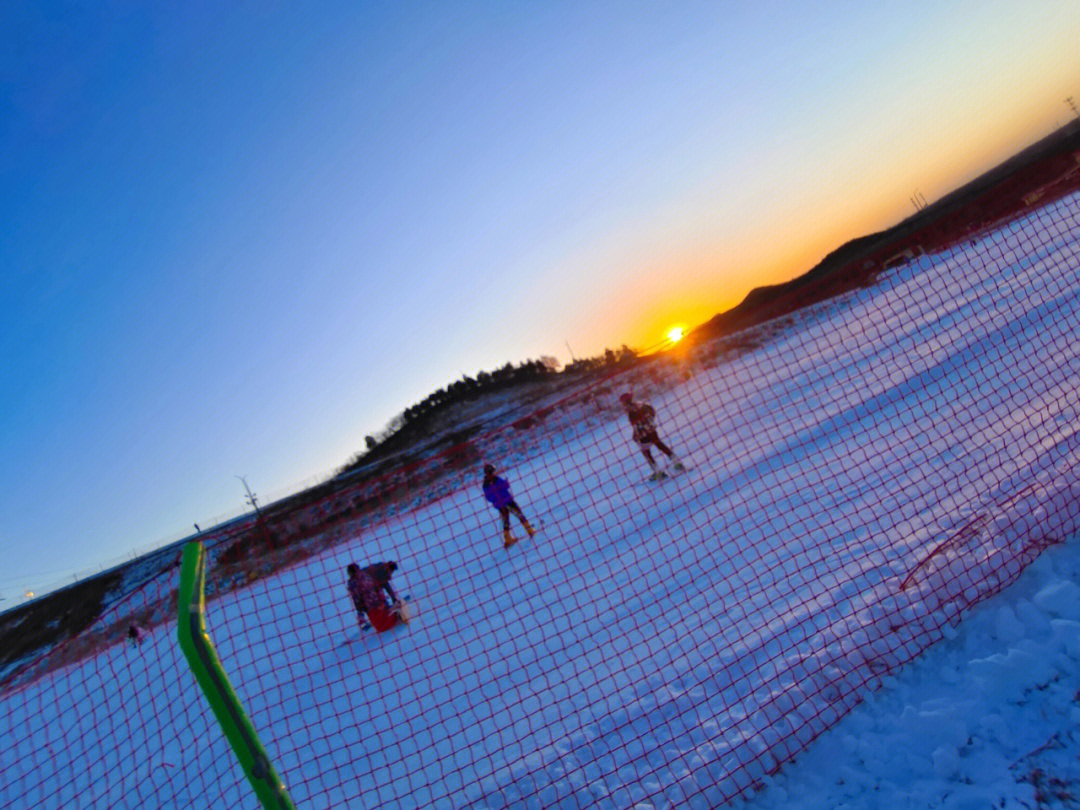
2;194;1080;809
744;539;1080;810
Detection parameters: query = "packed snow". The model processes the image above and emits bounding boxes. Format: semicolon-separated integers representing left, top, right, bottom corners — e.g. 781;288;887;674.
742;540;1080;810
2;194;1080;809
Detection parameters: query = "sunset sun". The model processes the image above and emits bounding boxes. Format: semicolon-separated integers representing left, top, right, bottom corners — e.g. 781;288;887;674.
667;326;685;344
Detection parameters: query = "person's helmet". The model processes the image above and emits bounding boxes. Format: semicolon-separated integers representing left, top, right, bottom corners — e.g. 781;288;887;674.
387;561;398;573
619;393;633;405
346;563;360;576
483;463;496;476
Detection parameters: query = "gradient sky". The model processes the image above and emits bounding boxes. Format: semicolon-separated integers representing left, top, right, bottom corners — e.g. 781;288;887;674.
3;1;1079;599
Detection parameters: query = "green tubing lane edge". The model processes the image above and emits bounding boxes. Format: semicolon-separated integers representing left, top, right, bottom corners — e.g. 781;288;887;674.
177;541;297;810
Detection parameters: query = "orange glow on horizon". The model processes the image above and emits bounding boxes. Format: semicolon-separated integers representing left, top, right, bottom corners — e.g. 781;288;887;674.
578;102;1077;362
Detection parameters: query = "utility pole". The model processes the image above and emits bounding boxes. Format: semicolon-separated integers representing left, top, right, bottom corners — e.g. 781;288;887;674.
235;475;260;517
565;341;576;363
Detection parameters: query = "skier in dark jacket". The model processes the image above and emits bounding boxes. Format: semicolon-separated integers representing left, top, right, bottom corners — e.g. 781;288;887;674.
346;561;402;632
619;392;685;479
482;464;535;548
127;624;145;647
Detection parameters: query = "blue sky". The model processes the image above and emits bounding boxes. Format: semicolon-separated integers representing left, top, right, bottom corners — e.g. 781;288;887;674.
2;1;1079;598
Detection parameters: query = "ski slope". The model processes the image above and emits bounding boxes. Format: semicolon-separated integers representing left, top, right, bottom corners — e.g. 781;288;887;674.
3;194;1080;809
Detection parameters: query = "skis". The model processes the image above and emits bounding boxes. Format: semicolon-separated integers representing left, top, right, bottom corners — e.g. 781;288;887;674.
503;523;538;551
643;463;691;484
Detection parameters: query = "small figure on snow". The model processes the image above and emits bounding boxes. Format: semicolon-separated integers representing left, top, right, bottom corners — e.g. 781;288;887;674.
618;392;685;480
127;624;145;647
346;561;404;632
482;463;536;548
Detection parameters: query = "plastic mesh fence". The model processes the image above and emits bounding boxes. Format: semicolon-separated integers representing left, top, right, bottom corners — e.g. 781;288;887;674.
3;190;1080;809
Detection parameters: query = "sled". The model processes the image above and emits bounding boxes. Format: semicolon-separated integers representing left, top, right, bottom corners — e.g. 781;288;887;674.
359;596;417;632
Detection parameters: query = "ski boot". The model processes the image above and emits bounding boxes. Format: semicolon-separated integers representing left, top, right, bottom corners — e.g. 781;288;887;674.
503;528;519;549
524;521;536;537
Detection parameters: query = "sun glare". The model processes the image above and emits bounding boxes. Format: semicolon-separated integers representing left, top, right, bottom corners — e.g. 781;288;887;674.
667;326;684;344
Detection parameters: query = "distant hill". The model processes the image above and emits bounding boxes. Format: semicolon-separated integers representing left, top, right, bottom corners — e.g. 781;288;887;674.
692;119;1080;343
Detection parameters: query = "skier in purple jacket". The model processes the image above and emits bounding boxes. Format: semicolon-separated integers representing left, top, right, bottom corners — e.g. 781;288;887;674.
482;464;536;548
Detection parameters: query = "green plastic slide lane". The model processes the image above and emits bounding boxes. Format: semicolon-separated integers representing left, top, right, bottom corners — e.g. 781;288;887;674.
177;541;297;810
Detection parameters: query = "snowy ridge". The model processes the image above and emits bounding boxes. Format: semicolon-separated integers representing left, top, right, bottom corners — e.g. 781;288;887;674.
2;194;1080;808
